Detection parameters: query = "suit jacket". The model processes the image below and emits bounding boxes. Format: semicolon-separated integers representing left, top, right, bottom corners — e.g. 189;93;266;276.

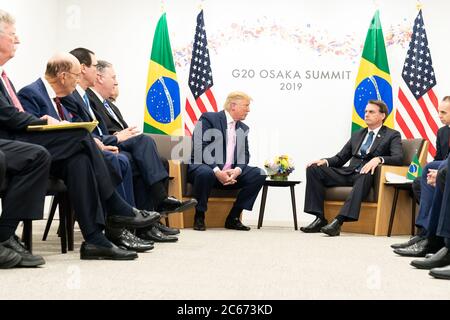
61;91;118;146
326;126;403;174
17;78;72;121
86;88;128;134
0;81;46;139
435;125;450;161
189;110;250;172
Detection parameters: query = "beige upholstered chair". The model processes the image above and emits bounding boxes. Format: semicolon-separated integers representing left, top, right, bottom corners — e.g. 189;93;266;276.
148;134;239;228
323;138;428;235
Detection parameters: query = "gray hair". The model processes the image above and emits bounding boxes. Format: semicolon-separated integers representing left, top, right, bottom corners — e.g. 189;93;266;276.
96;60;112;74
0;10;15;32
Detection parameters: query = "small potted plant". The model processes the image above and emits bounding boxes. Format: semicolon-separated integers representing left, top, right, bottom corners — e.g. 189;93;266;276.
264;155;295;181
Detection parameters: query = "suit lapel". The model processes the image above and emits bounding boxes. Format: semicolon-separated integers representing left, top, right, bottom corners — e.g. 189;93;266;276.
354;128;368;154
0;81;13;105
37;79;60;120
369;126;386;154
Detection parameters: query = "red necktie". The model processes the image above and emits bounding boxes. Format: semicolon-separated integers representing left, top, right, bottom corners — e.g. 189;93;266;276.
53;97;66;120
1;70;24;112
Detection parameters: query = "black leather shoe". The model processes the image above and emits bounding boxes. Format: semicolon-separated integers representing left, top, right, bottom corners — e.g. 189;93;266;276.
300;217;328;233
154;221;180;235
320;219;341;237
225;217;251;231
107;208;160;229
411;247;450;269
193;215;206;231
429;265;450;280
0;244;22;269
80;242;138;260
157;197;197;215
393;239;442;257
138;226;178;242
1;235;45;267
106;227;154;253
391;235;425;249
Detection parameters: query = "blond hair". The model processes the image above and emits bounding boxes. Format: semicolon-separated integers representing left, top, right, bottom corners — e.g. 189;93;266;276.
223;91;252;111
0;10;15;32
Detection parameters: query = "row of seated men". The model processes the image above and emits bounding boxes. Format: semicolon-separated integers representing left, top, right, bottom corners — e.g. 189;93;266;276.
0;10;200;268
0;10;268;269
390;98;450;280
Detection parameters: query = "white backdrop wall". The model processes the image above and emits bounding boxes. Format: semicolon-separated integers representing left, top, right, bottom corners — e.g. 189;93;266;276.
2;0;450;223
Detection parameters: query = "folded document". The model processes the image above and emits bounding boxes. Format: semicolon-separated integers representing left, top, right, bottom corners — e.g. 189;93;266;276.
385;172;413;184
27;121;98;133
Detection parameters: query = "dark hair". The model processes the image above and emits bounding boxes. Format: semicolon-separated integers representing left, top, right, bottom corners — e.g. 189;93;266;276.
70;48;95;66
96;60;112;74
442;96;450;102
368;99;388;122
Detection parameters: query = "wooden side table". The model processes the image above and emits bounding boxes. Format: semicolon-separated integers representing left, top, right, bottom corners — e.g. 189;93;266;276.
257;179;302;230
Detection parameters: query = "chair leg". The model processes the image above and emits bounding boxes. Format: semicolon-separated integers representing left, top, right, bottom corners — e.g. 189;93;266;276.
43;195;59;241
22;220;32;253
165;216;170;227
387;188;400;237
59;195;68;254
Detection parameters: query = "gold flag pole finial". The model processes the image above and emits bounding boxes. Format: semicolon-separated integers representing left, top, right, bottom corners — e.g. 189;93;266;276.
199;0;205;11
416;1;423;10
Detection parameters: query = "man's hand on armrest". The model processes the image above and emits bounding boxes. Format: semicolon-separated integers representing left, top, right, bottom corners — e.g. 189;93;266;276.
307;159;327;167
360;157;382;175
40;115;60;125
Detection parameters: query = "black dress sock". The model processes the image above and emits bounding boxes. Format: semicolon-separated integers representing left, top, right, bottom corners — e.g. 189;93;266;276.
105;191;134;217
227;206;242;220
150;180;168;207
85;228;113;248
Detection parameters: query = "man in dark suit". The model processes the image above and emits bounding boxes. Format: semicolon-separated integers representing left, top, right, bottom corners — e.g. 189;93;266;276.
18;54;155;252
302;100;403;236
0;13;158;260
404;160;450;279
0;139;51;268
393;97;450;254
63;48;180;242
84;58;196;240
188;91;267;231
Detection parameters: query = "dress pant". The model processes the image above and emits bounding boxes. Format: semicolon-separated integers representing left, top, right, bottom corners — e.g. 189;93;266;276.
415;161;446;229
12;129;118;237
118;134;168;186
304;165;374;221
187;164;266;212
103;151;135;207
0;139;51;220
437;161;450;239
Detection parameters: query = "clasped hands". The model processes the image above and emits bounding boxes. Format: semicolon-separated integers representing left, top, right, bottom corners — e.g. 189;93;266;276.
427;169;438;187
215;168;241;186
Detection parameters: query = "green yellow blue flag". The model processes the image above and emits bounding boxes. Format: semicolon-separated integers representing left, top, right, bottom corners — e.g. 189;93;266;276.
407;154;422;180
352;10;393;132
143;13;182;136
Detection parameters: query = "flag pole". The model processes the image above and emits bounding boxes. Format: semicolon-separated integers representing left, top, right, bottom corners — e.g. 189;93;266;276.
161;0;165;13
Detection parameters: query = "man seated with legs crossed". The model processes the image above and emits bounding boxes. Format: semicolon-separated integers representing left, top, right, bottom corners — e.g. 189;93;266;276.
301;100;403;236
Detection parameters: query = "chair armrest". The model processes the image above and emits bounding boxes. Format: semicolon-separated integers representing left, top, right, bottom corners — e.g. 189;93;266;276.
168;160;183;200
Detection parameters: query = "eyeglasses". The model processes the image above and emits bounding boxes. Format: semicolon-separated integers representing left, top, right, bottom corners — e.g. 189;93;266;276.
66;71;81;79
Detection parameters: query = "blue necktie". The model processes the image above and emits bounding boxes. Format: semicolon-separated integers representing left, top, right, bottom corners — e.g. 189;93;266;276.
103;99;121;125
359;131;374;156
83;93;103;136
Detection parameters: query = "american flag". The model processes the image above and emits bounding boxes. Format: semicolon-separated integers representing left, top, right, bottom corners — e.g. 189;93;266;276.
184;10;217;136
395;10;439;159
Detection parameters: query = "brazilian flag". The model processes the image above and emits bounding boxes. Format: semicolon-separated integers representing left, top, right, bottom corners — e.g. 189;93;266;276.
143;13;182;136
407;154;423;180
352;10;393;132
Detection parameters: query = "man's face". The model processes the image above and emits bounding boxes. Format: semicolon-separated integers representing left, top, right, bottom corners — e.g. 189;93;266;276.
0;22;19;64
83;54;98;87
438;100;450;125
230;99;250;121
98;67;117;98
61;62;81;96
364;103;385;127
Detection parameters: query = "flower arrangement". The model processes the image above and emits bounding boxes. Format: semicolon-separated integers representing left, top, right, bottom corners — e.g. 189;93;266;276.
264;155;295;180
